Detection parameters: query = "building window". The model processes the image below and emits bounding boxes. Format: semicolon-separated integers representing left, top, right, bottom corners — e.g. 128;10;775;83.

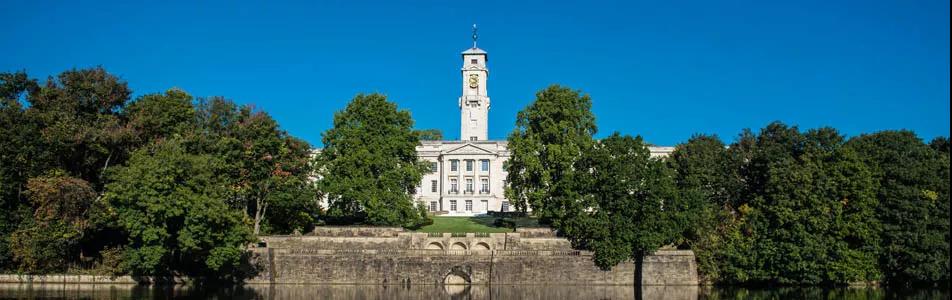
481;200;488;212
480;178;489;193
450;178;459;194
450;200;457;212
450;160;459;171
501;201;510;212
431;180;438;193
471;59;477;64
465;178;474;193
466;160;473;171
430;201;438;212
480;159;489;171
470;136;478;141
465;200;473;212
429;162;438;173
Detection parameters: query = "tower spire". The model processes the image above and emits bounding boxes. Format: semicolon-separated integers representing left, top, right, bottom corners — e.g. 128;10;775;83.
472;24;478;48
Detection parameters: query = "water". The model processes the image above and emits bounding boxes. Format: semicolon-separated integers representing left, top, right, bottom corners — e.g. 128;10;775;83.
0;284;947;300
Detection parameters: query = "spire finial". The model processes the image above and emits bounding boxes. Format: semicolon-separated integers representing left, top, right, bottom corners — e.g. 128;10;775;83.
472;24;478;48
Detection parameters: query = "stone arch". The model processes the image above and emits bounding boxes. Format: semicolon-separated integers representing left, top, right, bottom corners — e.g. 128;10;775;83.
442;265;472;285
450;242;467;250
426;242;444;250
473;242;491;251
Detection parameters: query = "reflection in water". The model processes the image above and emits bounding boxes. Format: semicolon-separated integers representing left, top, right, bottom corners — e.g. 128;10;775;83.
0;283;947;300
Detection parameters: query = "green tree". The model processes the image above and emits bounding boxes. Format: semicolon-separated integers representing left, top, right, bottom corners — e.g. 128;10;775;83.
316;93;427;226
125;88;195;145
669;134;736;281
564;133;679;269
0;71;42;270
416;128;444;141
846;131;949;285
9;175;97;273
191;97;318;235
717;124;880;284
505;85;597;225
26;67;133;188
104;138;253;280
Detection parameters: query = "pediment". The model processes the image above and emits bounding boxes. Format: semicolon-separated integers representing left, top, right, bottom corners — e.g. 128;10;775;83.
445;144;495;155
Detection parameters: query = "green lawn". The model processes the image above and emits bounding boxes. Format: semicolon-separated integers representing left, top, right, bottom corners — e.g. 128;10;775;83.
415;216;542;233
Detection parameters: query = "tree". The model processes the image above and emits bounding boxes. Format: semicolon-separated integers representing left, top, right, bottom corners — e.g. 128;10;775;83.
9;175;97;273
846;131;949;285
563;133;679;269
416;128;444;141
505;85;597;225
0;71;42;270
25;67;133;188
125;88;195;146
669;134;735;281
191;97;318;235
715;124;880;284
104;138;253;280
316;93;427;226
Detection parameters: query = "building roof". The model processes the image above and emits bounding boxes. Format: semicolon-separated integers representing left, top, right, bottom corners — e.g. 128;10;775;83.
461;47;487;55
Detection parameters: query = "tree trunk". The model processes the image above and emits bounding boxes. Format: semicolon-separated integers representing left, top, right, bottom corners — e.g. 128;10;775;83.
253;198;268;236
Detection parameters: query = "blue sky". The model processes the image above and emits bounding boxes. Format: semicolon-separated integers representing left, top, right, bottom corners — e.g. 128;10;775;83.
2;0;948;146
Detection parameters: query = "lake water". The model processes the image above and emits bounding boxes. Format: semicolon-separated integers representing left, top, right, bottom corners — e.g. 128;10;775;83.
0;284;947;299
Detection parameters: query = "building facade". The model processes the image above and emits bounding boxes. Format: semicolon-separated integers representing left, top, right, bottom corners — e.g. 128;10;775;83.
413;42;510;216
412;42;674;216
319;35;675;216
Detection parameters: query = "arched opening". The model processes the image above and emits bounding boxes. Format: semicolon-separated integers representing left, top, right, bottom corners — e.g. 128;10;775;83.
444;273;468;285
474;242;491;251
442;265;472;285
426;242;444;250
450;242;468;250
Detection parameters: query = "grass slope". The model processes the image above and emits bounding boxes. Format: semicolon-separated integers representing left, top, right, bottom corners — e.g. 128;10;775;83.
415;216;541;233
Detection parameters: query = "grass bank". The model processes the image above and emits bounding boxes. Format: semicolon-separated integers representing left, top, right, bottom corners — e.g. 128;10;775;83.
414;216;541;233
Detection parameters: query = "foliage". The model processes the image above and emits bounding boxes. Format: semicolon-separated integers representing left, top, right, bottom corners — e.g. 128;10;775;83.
190;97;319;235
125;88;196;145
26;67;132;188
9;175;97;273
505;85;597;225
0;71;42;269
719;124;881;284
563;133;679;269
668;134;735;281
104;138;253;279
416;128;444;141
316;93;427;227
845;131;949;285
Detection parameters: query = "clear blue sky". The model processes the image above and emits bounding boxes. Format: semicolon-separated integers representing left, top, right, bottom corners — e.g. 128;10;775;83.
2;0;948;146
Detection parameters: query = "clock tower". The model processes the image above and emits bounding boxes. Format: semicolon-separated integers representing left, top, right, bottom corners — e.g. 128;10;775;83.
459;25;489;141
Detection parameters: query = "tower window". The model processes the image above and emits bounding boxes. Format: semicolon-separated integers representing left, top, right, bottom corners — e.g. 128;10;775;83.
471;59;478;64
470;136;478;141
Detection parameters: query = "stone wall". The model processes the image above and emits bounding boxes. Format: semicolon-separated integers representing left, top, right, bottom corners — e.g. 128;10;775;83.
308;227;404;237
248;248;634;285
640;250;698;285
250;229;698;286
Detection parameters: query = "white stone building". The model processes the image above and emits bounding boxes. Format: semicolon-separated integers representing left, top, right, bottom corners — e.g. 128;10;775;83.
412;39;674;216
319;31;674;216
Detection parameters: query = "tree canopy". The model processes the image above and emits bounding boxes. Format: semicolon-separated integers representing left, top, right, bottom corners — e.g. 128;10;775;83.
505;85;597;225
0;68;317;280
316;93;428;227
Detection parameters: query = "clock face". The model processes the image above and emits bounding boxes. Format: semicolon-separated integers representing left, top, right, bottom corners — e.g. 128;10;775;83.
469;74;479;88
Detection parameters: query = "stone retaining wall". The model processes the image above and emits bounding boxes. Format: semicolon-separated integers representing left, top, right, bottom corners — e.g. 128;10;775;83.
0;275;190;284
248;247;695;286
